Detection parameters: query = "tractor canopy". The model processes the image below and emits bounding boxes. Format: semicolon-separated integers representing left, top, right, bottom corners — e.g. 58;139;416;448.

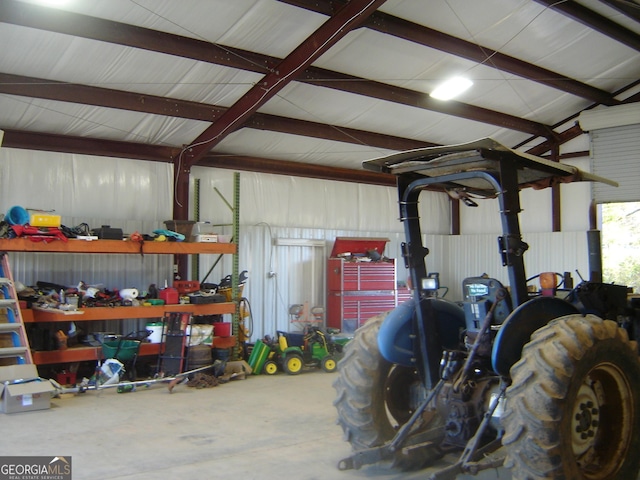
363;137;617;195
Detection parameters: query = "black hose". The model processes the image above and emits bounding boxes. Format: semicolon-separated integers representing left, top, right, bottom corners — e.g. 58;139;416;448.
239;296;254;339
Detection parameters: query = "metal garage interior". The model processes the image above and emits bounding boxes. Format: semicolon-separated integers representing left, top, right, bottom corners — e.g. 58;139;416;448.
0;1;639;479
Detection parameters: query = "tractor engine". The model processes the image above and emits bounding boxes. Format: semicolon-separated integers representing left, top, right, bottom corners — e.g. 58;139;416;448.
435;355;502;448
433;276;510;448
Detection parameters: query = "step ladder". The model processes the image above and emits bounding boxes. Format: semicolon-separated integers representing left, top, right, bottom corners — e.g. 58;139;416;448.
0;252;33;364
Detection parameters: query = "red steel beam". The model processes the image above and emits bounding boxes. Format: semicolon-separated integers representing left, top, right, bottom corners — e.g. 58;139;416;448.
280;0;619;106
1;128;396;185
533;0;640;52
0;0;555;138
0;72;430;151
1;129;178;162
182;0;388;165
200;154;396;187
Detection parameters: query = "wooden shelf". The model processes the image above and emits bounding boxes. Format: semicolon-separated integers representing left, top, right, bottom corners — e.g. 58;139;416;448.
4;234;240;367
32;342;162;365
25;303;236;323
31;338;236;364
0;238;236;255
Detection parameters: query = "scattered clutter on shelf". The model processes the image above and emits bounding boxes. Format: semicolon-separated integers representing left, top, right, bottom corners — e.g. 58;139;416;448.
16;272;245;314
0;196;247;409
0;207;231;245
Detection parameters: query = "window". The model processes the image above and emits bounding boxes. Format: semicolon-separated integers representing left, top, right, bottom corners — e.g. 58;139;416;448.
601;202;640;294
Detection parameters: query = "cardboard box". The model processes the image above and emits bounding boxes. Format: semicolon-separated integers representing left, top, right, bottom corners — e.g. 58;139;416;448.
0;365;55;414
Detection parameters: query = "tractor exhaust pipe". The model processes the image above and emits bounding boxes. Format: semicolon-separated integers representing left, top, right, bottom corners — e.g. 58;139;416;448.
587;229;603;283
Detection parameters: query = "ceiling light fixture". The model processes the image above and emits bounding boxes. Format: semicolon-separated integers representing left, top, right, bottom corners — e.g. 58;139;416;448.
29;0;71;7
430;77;473;101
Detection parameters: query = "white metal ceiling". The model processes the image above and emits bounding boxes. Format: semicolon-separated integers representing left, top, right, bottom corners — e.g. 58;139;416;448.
0;0;639;172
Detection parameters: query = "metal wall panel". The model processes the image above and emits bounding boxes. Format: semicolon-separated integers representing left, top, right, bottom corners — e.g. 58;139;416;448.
591;124;640;203
0;151;597;343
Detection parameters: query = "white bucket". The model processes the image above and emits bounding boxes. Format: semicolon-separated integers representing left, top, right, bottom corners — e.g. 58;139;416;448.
146;322;164;343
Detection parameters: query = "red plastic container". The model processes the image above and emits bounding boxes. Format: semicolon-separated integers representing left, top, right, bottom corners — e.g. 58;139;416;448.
214;322;232;337
159;287;179;305
55;372;77;386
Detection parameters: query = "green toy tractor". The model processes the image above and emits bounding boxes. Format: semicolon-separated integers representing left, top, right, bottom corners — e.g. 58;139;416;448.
263;327;346;375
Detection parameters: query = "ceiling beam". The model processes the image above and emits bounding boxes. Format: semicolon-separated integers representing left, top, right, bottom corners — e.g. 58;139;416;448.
520;84;640;156
0;0;555;141
1;128;395;185
0;0;271;75
597;0;640;23
296;68;555;137
279;0;619;106
1;129;178;161
0;73;228;121
0;73;431;151
247;113;433;150
183;0;396;164
534;0;640;51
200;154;395;187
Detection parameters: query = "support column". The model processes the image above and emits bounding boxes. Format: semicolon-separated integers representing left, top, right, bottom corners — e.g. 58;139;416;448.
173;157;191;280
549;142;561;232
231;173;241;359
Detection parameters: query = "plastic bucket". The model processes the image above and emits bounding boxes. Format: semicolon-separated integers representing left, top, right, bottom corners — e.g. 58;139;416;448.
214;322;231;337
146;322;163;344
5;206;29;225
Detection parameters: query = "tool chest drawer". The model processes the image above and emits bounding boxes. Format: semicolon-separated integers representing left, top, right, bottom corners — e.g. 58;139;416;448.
326;292;396;333
327;259;396;291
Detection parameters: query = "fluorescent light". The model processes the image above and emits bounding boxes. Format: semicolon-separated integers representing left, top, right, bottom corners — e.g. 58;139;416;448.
27;0;71;6
430;77;473;100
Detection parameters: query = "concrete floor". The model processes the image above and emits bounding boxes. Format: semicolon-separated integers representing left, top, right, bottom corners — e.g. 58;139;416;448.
1;370;509;480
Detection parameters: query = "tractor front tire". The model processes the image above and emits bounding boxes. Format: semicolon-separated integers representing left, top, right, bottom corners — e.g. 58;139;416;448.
502;314;640;480
262;360;278;375
333;313;443;470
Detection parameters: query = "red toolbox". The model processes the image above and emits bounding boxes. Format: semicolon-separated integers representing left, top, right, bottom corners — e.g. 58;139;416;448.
326;237;397;332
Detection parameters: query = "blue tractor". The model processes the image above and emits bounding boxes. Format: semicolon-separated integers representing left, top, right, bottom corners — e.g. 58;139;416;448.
333;138;640;480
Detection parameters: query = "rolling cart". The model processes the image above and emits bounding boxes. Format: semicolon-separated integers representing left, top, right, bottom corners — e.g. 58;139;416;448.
101;330;150;381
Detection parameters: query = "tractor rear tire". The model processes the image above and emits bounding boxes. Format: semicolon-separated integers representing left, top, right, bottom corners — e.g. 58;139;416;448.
333;313;443;470
283;353;303;375
321;355;337;373
502;314;640;480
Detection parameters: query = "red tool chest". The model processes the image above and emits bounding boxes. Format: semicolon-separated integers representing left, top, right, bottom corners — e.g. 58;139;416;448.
326;237;397;333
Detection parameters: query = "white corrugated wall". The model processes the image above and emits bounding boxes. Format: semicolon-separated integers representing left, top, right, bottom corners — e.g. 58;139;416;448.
1;148;595;340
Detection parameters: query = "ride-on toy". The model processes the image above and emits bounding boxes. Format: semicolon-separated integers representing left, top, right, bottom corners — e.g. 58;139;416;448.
333;138;640;480
263;326;345;374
